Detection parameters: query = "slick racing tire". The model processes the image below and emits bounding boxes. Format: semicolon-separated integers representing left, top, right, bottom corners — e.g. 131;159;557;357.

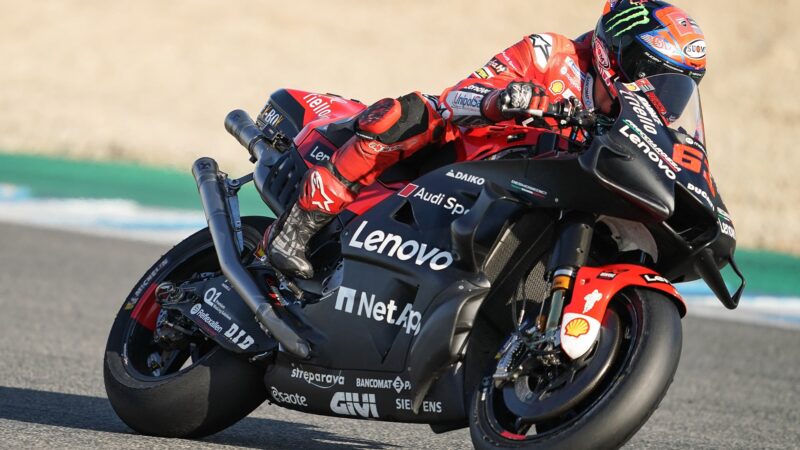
104;217;273;438
469;288;682;450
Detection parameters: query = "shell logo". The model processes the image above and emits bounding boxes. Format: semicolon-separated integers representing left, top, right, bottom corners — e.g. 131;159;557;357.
549;80;565;95
564;317;590;337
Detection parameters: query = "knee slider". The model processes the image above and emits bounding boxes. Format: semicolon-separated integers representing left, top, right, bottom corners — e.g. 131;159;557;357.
356;93;430;144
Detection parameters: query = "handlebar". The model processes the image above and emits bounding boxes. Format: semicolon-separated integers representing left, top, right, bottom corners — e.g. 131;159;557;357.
504;99;596;129
224;109;284;166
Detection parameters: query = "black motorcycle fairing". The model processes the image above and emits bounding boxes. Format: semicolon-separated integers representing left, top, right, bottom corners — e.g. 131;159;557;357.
263;354;467;424
164;275;277;355
604;75;742;303
256;88;306;138
253;149;307;217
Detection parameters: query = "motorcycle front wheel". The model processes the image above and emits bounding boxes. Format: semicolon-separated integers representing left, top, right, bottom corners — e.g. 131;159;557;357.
103;216;272;438
469;288;682;450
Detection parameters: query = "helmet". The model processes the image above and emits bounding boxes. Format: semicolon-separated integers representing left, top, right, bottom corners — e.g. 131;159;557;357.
592;0;707;97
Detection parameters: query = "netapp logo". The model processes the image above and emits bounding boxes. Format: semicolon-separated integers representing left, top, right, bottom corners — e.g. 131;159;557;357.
348;221;453;271
335;287;421;335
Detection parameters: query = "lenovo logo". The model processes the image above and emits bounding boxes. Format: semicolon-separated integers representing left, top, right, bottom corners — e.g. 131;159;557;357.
348;221;453;271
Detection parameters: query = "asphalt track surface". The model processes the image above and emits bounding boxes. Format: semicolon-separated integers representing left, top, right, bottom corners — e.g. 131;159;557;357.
1;222;798;450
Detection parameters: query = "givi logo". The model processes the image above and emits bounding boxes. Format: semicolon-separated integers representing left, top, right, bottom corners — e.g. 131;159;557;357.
330;392;379;418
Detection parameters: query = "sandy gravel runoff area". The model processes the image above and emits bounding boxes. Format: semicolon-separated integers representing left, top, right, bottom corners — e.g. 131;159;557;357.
0;1;797;254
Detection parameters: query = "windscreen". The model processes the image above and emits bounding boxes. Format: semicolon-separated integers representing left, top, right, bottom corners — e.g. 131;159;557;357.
630;74;705;146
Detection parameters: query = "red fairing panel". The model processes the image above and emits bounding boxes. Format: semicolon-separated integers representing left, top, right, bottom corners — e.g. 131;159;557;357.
560;264;686;360
286;90;366;144
344;183;396;216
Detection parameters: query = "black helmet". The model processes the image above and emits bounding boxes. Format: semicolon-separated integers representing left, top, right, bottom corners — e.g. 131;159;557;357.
592;0;707;97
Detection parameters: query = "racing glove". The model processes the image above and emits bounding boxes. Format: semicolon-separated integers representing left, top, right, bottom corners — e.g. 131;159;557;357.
482;81;550;122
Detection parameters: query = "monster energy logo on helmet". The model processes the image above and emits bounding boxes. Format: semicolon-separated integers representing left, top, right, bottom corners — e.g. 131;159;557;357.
607;4;650;36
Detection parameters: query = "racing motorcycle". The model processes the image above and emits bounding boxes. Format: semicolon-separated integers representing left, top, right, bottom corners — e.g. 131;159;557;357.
104;73;745;449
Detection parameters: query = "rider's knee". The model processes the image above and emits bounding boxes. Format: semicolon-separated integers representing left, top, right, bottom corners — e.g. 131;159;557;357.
356;92;433;145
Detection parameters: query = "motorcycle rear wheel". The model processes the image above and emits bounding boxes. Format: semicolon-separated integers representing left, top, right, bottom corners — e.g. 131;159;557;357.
469;288;682;450
103;217;272;438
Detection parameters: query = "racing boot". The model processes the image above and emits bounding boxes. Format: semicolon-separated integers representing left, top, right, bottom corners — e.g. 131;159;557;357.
262;203;334;279
259;164;359;279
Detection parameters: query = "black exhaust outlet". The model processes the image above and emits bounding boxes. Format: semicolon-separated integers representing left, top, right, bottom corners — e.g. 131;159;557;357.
192;157;310;358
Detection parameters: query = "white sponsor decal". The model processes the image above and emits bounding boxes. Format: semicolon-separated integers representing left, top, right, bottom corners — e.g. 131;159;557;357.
402;185;470;215
396;398;442;414
190;304;224;333
271;387;308;406
348;221;453;271
302;93;332;118
619;121;678;180
683;39;706;59
223;323;255;350
446;169;484;185
335;286;422;335
464;84;491;95
291;367;345;389
510;180;547;198
562;56;585;88
200;286;232;320
530;34;553;69
620;118;681;172
445;91;483;116
309;145;331;162
619;90;662;135
583;289;603;314
642;274;671;284
261;106;284;127
560;312;601;360
640;33;682;58
309;170;334;212
719;220;736;239
582;72;596;111
356;376;411;394
330;392;379;418
129;258;169;306
687;182;714;209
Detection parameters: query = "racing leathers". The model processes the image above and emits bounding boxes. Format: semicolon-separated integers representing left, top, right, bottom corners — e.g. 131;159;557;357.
265;32;596;279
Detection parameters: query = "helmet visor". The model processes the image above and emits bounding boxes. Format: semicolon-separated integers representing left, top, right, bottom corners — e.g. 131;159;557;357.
619;41;705;84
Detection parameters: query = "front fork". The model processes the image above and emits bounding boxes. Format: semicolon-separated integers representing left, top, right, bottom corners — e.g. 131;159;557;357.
541;212;595;336
493;212;595;384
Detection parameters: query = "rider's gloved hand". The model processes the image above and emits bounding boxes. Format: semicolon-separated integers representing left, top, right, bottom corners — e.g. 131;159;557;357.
500;82;550;112
482;81;550;122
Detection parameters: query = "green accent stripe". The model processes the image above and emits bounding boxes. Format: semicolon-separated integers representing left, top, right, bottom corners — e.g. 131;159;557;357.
607;5;650;36
1;152;798;296
0;152;272;217
729;250;800;297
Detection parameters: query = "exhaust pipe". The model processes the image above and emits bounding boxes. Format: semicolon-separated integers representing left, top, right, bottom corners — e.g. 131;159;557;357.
192;157;310;358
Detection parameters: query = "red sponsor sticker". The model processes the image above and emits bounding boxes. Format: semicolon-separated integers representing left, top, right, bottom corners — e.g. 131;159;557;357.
397;183;418;198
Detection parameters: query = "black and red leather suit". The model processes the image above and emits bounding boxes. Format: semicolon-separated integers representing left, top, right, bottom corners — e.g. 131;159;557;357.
266;32;600;278
298;31;596;216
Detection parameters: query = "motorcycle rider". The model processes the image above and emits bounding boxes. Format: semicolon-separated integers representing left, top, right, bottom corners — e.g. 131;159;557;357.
263;0;708;279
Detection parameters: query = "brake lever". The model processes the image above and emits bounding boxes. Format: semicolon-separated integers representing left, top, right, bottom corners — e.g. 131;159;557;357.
504;105;596;129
